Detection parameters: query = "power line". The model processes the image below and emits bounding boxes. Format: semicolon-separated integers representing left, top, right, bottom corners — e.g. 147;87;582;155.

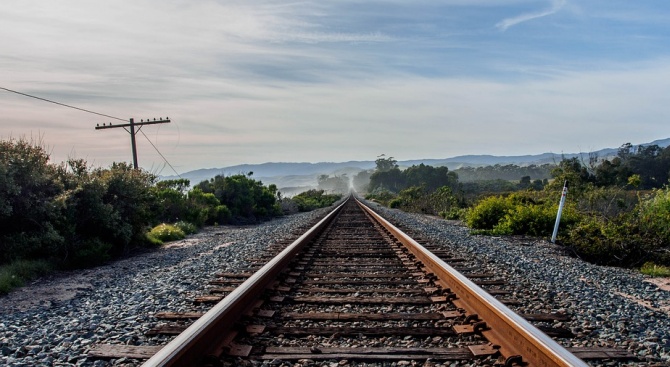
2;86;181;177
140;130;182;178
1;86;126;121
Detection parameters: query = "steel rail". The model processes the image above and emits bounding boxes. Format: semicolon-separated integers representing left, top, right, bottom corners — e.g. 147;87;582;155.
142;199;349;367
356;198;589;367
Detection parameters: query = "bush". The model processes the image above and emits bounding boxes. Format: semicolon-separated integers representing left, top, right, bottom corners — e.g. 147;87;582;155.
194;174;281;221
466;196;514;230
147;224;185;243
640;262;670;277
566;214;649;266
564;187;670;267
388;198;403;208
291;190;342;212
465;191;581;237
67;238;113;268
495;202;579;237
213;205;232;224
440;207;466;220
0;138;64;264
0;259;53;294
174;221;198;235
145;233;164;246
365;188;397;206
637;187;670;247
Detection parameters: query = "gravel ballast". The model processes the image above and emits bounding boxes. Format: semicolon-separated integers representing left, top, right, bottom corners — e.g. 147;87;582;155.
1;199;669;366
365;200;670;366
0;207;331;367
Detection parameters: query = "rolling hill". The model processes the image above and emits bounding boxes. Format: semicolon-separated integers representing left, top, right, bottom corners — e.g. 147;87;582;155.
161;138;670;192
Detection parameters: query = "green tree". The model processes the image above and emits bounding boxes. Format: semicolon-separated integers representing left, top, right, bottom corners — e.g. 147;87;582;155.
375;154;398;172
0;139;64;263
404;164;458;192
548;157;594;195
195;173;280;221
369;167;405;192
153;179;191;223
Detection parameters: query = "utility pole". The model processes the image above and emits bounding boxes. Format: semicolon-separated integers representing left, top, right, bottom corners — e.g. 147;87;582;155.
95;117;170;169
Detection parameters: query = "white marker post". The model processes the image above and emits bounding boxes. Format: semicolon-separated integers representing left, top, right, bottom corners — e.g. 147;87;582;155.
551;180;568;243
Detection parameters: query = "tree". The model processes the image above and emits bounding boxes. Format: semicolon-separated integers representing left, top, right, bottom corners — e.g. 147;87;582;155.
0;138;64;263
153;179;191;223
369;167;405;192
549;157;594;195
403;164;458;192
375;154;398;172
195;174;280;221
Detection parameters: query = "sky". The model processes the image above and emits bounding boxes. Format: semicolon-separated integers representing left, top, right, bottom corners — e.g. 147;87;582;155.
2;0;670;175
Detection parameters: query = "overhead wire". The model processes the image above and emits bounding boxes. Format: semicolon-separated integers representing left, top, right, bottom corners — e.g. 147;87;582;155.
1;86;181;177
140;130;182;178
1;86;127;122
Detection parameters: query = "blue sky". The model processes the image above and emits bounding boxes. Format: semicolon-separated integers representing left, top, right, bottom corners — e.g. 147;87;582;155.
2;0;670;174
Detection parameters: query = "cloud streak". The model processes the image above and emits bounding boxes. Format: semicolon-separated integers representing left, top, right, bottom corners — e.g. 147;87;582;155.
496;0;566;31
2;0;670;172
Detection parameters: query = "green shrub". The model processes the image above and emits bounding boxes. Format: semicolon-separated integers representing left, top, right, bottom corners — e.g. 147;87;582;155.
565;187;670;267
491;205;541;235
565;214;648;266
0;270;23;295
193;174;281;220
0;259;53;294
213;205;232;224
494;202;579;237
388;198;403;208
365;189;397;206
68;239;113;268
440;207;466;220
638;187;670;247
640;262;670;277
145;232;164;246
147;223;185;243
0;139;64;264
174;221;198;235
291;190;342;212
466;196;514;230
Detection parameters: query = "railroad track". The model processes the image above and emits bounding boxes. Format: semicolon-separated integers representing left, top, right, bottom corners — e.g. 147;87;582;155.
91;196;634;366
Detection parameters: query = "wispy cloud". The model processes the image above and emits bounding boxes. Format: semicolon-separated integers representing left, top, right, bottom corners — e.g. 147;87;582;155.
496;0;566;31
2;0;670;171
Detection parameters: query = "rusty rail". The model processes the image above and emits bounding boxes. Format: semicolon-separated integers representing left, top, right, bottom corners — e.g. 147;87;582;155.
143;196;589;366
356;198;588;367
141;199;348;367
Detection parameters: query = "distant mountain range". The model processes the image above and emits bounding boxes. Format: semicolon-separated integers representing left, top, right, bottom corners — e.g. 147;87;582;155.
162;137;670;194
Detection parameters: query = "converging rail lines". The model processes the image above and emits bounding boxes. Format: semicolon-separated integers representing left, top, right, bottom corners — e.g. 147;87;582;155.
91;196;633;366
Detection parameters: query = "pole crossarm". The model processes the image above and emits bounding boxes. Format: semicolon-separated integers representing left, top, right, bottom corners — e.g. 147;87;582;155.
94;117;171;169
95;118;170;130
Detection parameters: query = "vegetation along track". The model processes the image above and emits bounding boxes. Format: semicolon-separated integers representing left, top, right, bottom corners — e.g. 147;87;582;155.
92;196;635;366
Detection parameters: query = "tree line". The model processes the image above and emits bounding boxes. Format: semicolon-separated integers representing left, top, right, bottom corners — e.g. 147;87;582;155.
365;143;670;269
0;138;340;293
